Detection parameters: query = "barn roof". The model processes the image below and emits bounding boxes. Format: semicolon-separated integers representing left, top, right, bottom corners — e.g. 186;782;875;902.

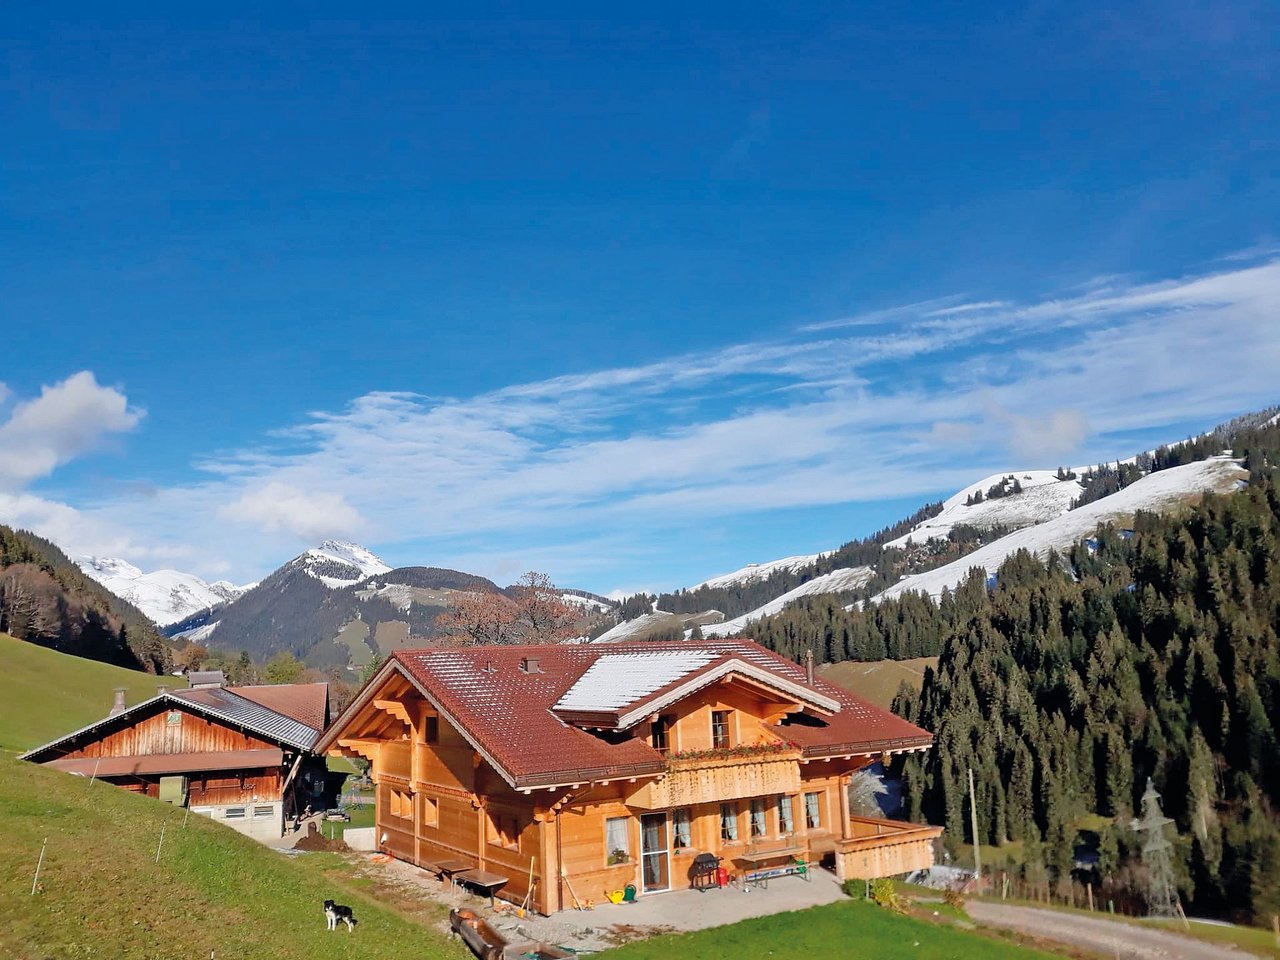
319;638;931;790
20;682;327;762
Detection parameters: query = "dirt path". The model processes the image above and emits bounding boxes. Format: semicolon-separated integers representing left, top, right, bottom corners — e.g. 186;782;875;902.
966;901;1259;960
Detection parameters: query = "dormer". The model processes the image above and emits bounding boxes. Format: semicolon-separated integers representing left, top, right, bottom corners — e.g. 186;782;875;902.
551;651;840;733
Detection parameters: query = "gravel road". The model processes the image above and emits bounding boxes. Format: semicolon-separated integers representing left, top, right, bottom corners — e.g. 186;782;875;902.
966;901;1259;960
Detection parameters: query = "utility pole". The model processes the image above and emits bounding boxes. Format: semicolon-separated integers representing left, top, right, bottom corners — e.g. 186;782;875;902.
968;767;982;885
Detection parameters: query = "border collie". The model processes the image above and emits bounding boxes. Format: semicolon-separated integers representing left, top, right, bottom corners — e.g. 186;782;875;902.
323;899;358;932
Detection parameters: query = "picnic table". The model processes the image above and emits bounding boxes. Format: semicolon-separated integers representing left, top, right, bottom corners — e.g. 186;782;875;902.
734;846;809;889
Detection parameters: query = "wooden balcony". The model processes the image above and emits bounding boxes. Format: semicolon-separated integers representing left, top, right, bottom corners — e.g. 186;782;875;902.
626;748;802;809
835;815;942;879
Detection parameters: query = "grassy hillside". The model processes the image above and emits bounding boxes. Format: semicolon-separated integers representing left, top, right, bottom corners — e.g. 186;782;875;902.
0;632;186;752
818;656;936;709
0;753;460;960
596;899;1060;960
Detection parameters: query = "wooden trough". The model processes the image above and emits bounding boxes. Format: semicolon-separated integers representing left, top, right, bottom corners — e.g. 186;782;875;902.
448;909;574;960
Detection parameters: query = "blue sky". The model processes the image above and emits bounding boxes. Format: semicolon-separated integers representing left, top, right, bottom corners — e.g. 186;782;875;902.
3;5;1280;593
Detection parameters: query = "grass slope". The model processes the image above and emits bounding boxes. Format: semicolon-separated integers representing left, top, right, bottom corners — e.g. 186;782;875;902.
0;633;186;752
818;656;937;709
0;753;460;960
596;900;1061;960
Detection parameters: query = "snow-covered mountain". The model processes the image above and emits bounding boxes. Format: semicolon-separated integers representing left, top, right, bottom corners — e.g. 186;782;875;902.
869;456;1247;604
883;470;1082;548
691;554;826;591
702;565;874;637
294;539;391;587
77;556;253;627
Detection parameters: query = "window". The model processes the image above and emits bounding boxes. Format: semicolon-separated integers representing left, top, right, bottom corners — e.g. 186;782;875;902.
488;810;521;850
804;791;823;830
651;714;674;753
166;710;182;726
425;715;439;744
421;795;439;828
749;798;768;838
223;806;246;820
778;795;795;835
253;805;275;819
673;808;692;849
711;710;731;749
720;803;739;842
606;817;631;863
389;787;412;820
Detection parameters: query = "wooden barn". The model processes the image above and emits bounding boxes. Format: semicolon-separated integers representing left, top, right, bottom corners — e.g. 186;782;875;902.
22;674;330;840
317;638;942;914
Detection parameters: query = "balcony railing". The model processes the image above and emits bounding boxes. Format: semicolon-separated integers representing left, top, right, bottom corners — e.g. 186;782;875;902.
626;746;802;809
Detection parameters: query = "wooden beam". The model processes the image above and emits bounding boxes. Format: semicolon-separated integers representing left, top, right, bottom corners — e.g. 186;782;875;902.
373;699;413;727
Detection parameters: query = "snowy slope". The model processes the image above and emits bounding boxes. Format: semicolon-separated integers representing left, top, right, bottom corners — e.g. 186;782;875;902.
590;611;708;644
691;554;825;591
296;539;391;587
702;565;874;637
869;457;1247;604
884;471;1083;548
561;592;613;612
78;557;253;627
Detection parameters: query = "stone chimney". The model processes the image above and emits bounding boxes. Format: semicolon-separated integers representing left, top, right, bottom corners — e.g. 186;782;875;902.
157;684;170;696
109;687;127;716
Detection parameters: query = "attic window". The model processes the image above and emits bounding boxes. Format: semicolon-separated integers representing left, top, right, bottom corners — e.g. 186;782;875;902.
166;711;182;726
519;657;542;674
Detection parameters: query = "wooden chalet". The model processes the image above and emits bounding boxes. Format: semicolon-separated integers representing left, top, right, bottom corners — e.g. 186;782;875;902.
22;675;330;840
317;639;942;913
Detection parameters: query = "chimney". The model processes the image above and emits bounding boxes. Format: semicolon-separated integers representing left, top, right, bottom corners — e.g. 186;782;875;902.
519;656;542;675
805;649;814;685
481;660;498;675
109;687;127;716
157;684;170;696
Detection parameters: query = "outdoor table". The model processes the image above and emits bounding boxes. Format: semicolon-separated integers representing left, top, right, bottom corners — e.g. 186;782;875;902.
452;868;509;905
733;846;809;889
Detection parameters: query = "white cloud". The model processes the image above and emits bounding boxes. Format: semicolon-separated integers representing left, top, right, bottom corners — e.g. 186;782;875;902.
221;482;365;541
0;371;142;489
9;257;1280;589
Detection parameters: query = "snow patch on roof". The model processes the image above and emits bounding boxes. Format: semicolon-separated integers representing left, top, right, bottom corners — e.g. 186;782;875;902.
554;650;720;712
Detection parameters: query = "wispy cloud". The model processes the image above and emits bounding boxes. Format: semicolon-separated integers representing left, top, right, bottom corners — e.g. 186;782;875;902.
7;258;1280;589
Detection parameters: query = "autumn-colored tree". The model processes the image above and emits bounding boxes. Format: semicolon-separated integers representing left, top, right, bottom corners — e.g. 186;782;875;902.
437;571;579;645
173;643;209;673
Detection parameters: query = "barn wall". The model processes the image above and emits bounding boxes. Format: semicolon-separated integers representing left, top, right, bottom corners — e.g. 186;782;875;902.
55;707;278;759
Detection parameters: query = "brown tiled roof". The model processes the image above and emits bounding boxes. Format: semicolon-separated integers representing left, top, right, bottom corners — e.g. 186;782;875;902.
229;682;329;732
325;638;931;790
45;748;284;777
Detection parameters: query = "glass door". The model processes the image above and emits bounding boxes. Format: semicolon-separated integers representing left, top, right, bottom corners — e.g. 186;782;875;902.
640;813;670;892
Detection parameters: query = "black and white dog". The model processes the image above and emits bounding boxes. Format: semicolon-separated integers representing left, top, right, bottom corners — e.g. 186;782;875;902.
323;899;358;932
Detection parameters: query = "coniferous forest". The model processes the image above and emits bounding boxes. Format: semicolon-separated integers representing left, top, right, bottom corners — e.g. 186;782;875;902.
879;484;1280;925
736;412;1280;925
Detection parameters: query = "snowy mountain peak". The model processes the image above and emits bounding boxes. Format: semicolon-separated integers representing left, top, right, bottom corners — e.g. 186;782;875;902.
76;557;252;627
79;555;145;582
692;554;826;591
295;540;391;588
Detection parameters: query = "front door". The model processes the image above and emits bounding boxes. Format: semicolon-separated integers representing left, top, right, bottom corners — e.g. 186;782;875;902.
640;813;670;892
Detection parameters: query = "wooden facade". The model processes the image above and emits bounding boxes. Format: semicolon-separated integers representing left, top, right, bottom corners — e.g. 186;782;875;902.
323;646;941;914
23;683;328;841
